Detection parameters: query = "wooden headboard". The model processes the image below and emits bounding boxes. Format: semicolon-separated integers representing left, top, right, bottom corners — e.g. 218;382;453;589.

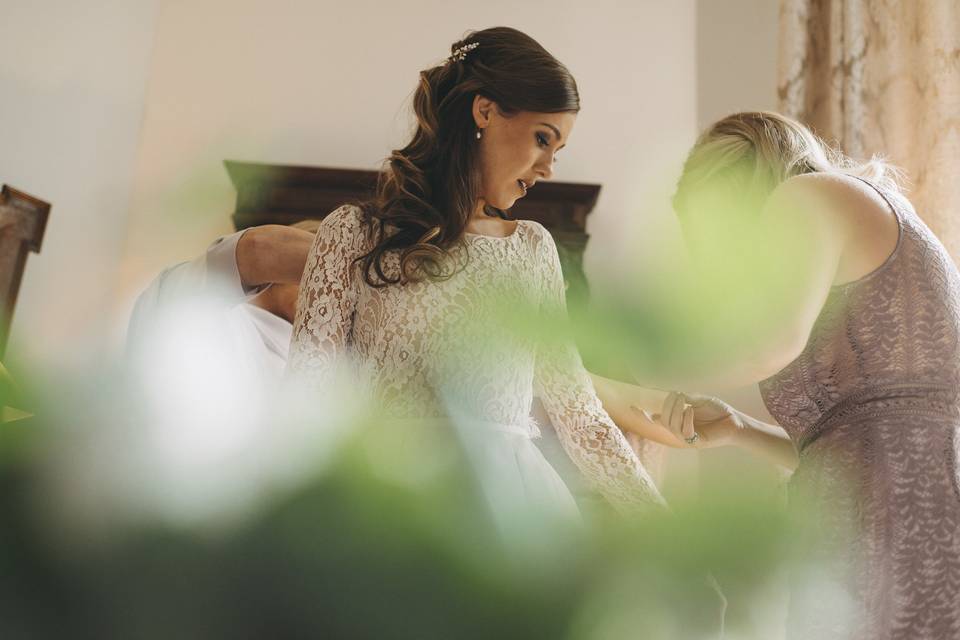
225;160;601;308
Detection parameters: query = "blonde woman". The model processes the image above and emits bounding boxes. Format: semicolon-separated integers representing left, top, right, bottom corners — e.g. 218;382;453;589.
624;112;959;639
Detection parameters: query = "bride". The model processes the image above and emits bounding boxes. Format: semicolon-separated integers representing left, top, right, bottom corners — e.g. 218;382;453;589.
285;27;664;523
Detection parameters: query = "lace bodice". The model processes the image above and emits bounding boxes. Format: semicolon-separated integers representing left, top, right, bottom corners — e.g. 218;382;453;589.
288;205;664;512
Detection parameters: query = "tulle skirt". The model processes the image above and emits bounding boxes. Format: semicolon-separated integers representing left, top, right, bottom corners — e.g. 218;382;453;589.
394;417;582;532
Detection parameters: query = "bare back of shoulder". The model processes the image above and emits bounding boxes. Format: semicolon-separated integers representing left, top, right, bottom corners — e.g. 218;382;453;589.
799;172;900;286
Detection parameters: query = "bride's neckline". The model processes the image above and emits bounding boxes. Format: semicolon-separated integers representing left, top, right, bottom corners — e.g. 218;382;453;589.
463;219;523;240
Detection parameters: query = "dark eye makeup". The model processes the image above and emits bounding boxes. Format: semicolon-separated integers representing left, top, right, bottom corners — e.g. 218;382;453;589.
535;129;562;163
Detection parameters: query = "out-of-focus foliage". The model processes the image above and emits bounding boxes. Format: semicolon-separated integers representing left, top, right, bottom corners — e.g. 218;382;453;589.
0;361;808;640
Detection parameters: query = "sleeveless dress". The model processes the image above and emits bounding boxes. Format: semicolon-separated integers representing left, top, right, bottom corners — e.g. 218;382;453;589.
759;179;960;639
287;205;664;528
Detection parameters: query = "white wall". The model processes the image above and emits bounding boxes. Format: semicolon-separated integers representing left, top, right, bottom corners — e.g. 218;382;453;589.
0;0;159;369
693;2;782;423
696;0;778;131
115;0;698;328
1;0;783;408
1;1;698;361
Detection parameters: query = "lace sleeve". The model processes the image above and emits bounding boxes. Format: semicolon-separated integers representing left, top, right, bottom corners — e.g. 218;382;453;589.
531;225;666;514
286;205;368;386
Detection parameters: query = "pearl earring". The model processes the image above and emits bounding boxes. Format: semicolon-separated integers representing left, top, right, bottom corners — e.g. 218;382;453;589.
476;129;482;140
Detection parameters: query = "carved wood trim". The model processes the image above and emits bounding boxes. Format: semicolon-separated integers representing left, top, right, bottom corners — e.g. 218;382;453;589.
0;186;50;357
224;160;601;306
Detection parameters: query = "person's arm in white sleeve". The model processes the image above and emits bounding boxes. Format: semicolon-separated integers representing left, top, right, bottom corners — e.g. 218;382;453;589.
286;206;368;387
126;224;314;353
531;225;667;515
205;225;314;305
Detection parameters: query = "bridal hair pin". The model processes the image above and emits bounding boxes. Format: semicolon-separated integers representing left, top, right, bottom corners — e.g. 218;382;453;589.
448;41;479;63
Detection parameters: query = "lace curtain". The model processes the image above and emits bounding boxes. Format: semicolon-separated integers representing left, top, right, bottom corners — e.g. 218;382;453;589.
778;0;960;262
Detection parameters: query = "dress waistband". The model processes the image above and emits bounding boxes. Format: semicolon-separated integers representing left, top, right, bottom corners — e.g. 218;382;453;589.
798;384;960;452
394;416;541;439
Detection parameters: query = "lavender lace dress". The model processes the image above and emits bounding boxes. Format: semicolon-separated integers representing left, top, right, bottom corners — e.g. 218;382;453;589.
759;179;960;639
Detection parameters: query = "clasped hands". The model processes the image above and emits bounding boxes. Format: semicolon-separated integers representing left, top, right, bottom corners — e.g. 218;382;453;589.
637;392;745;449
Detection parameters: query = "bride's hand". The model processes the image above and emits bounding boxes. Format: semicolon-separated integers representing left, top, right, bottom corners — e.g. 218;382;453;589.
657;391;744;448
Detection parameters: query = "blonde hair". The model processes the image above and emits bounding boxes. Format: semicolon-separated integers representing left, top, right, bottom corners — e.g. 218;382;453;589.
674;111;902;215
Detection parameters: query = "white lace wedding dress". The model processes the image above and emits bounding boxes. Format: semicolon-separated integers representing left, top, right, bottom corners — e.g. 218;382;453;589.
287;205;664;519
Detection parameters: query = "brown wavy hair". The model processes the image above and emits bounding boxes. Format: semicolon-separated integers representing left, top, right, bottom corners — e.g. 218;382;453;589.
356;27;580;287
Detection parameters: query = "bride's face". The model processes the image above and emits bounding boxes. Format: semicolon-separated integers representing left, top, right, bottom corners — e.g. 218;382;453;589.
473;99;576;211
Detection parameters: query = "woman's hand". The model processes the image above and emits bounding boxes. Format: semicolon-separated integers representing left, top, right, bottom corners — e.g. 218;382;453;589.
656;391;744;449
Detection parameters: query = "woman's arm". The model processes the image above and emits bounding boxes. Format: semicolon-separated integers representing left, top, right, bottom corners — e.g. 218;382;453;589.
237;224;316;287
286;206;367;386
732;412;798;471
592;372;798;468
654;174;850;389
590;373;687;447
532;226;667;513
659;392;798;471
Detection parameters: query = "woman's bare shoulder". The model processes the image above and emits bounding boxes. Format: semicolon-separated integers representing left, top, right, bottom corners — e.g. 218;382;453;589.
780;172;896;229
780;172;899;282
